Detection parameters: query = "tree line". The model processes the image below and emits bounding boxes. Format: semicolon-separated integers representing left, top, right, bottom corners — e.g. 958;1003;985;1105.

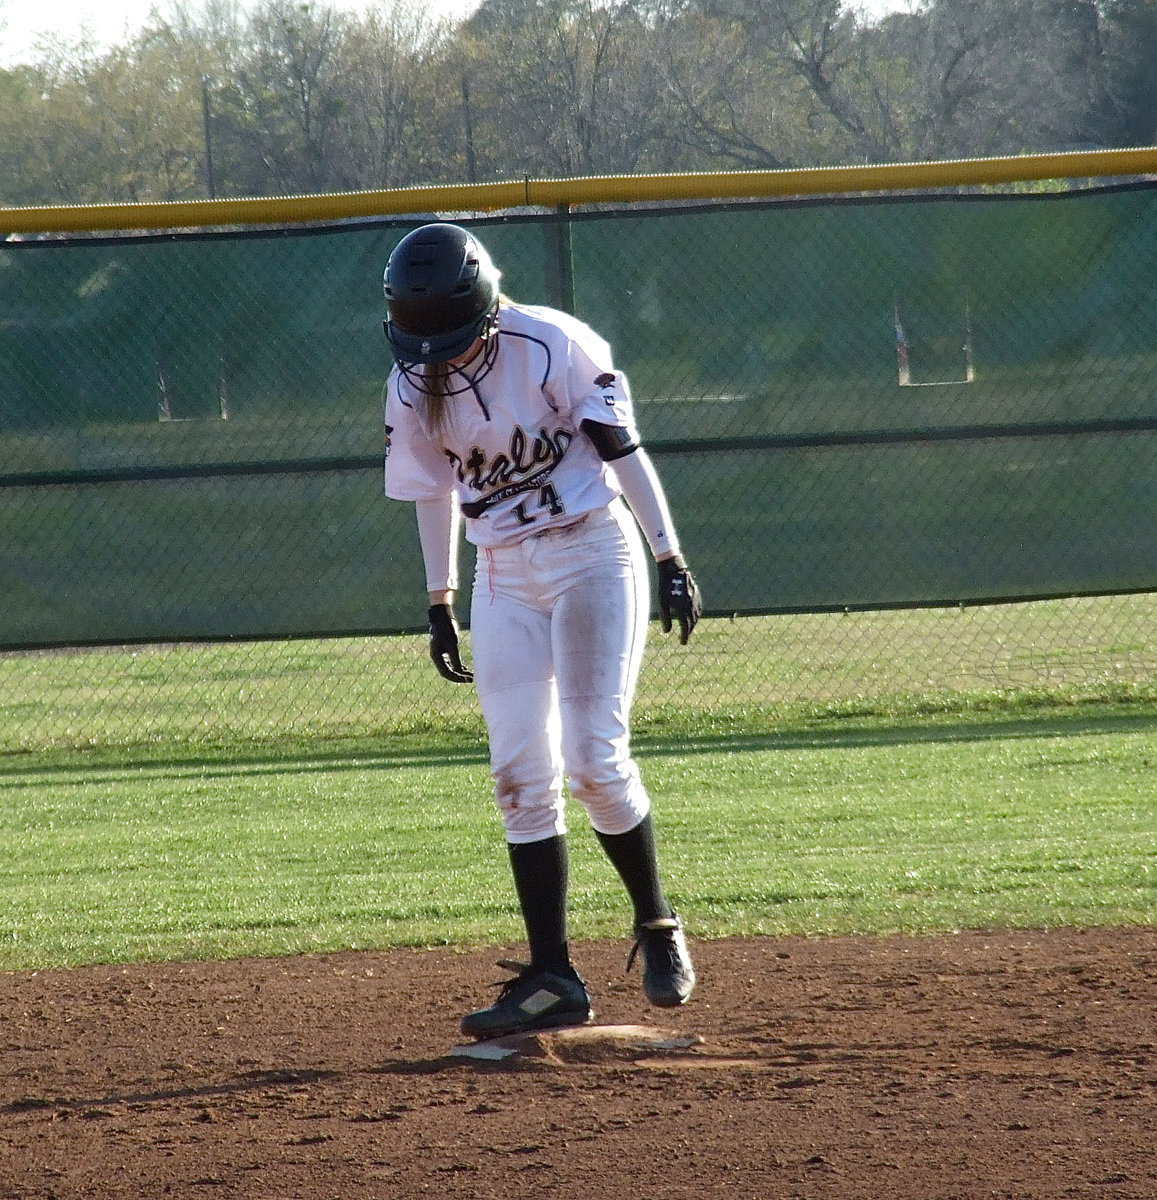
1;0;1155;207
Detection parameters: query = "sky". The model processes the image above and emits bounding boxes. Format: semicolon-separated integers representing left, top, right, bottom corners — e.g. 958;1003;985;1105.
0;0;477;63
0;0;914;68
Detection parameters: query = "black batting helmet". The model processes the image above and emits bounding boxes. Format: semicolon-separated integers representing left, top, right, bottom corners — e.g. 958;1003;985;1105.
383;223;501;364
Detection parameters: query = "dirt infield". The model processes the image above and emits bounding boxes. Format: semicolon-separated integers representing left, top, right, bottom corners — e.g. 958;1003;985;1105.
2;927;1153;1199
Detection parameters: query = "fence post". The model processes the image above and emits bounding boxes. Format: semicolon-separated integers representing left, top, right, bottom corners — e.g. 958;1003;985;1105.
547;203;575;314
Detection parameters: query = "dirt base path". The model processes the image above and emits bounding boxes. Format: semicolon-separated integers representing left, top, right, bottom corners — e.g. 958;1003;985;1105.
2;927;1154;1199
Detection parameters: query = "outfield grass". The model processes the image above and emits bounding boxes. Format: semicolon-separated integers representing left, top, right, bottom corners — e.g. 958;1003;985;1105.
1;700;1153;972
3;593;1155;752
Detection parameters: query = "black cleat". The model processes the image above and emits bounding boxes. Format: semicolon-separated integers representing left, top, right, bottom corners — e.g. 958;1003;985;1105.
460;961;593;1040
628;915;696;1008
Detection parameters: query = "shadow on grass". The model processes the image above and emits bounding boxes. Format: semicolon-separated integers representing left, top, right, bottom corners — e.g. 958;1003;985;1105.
635;706;1157;759
2;701;1154;787
0;739;492;789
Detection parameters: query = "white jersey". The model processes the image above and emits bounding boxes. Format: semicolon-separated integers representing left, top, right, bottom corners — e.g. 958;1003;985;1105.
384;302;640;549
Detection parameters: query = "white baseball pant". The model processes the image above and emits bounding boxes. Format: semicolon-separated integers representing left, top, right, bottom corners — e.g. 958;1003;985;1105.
470;499;651;844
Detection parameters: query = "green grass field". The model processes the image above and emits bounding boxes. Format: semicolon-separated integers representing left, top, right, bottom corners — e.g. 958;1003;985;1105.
2;597;1154;973
2;692;1153;973
3;594;1155;753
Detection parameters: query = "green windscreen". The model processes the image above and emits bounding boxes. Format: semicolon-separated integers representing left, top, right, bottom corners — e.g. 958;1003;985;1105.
2;185;1154;649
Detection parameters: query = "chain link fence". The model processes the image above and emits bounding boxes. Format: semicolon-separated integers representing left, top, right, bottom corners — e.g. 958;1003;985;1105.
2;595;1153;754
2;177;1155;752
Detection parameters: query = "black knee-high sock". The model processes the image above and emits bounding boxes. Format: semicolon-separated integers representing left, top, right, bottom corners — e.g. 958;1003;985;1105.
595;813;674;928
508;835;573;976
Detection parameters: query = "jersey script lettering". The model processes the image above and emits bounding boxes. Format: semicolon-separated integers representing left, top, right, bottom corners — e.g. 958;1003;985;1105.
446;425;574;494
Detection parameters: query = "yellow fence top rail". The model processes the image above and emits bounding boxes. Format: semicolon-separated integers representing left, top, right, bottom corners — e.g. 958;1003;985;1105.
4;146;1157;235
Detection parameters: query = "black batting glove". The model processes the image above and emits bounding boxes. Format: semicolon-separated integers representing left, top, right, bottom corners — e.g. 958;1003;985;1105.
657;555;702;645
428;603;474;683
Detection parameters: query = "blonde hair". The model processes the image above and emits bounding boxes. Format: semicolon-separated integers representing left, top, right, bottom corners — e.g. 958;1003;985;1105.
424;363;452;432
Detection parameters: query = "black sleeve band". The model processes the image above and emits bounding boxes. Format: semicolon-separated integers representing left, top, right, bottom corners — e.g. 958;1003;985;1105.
580;419;639;462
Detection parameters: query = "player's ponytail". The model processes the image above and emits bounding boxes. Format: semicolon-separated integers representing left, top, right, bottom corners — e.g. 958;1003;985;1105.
424;363;451;431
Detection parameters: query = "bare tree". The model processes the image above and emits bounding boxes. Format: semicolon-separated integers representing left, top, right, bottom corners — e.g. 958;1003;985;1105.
2;0;1153;205
333;1;454;188
653;0;920;168
1085;0;1157;147
460;0;674;177
235;0;350;192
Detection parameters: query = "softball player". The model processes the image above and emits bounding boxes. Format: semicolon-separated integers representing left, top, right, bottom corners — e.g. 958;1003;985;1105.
382;223;702;1040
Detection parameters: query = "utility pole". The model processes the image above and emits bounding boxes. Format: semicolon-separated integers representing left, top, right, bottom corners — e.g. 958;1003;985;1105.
461;75;477;185
201;74;217;199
